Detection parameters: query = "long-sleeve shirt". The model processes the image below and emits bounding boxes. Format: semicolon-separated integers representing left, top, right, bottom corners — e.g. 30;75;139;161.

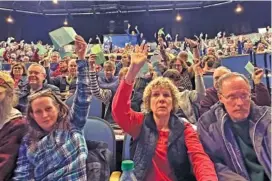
179;75;206;124
13;60;92;180
90;71;112;105
112;80;218;181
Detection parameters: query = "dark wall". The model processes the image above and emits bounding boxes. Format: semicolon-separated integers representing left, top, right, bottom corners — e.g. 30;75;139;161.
0;1;270;44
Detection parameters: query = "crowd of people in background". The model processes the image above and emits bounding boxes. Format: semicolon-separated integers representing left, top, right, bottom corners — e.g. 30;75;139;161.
0;23;271;181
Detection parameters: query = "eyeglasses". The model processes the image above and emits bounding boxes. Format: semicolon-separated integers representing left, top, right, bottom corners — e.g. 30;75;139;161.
13;67;22;70
220;93;251;102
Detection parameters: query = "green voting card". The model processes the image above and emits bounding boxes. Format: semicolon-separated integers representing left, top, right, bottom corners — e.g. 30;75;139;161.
245;61;255;75
137;62;149;78
0;48;5;57
36;43;48;56
187;50;194;65
91;45;106;64
49;27;77;48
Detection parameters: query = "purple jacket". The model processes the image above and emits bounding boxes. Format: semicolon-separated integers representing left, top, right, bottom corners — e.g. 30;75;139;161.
200;83;271;116
198;102;271;181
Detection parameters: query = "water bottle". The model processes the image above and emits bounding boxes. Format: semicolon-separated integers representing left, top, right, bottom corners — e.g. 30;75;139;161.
120;160;137;181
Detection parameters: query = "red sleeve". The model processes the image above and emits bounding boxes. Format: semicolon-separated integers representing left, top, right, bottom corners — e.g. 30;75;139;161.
3;50;9;61
184;122;218;181
112;80;144;138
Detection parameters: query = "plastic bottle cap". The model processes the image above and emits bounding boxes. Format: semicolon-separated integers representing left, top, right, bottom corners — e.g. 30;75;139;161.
121;160;134;171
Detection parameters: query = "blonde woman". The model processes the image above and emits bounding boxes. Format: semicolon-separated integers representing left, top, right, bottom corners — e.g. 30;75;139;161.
112;45;218;181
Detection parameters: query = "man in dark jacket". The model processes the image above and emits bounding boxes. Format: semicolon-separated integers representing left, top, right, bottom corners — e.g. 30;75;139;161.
17;63;60;113
200;66;271;116
198;72;271;181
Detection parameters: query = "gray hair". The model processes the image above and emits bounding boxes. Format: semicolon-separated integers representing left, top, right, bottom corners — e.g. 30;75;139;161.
214;66;231;73
28;63;46;74
217;72;250;94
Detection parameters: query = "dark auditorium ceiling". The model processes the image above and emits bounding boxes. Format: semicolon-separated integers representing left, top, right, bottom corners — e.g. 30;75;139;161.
0;1;234;15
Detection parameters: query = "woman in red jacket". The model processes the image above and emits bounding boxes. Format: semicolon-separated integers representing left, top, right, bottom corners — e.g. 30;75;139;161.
112;45;218;181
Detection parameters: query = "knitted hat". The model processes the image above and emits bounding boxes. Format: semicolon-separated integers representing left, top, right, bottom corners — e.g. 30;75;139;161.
0;71;15;92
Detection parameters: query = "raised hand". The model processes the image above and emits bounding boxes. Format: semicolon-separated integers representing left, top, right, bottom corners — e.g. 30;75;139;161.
88;54;96;71
192;61;203;76
75;35;87;60
135;26;138;30
125;44;149;83
185;38;199;48
130;44;148;68
252;68;264;84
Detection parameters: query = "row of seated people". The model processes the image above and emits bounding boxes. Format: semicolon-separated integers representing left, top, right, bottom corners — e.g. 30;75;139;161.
0;35;271;181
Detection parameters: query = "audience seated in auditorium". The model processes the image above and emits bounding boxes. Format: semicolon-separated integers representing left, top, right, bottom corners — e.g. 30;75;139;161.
200;66;271;116
115;52;131;76
112;44;218;181
50;58;69;77
0;71;27;181
163;63;206;124
10;62;28;89
98;60;119;92
46;59;77;96
13;35;111;180
17;63;60;113
198;72;271;181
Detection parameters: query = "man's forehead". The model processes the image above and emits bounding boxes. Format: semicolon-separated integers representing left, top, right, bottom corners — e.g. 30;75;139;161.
221;78;250;93
28;66;42;72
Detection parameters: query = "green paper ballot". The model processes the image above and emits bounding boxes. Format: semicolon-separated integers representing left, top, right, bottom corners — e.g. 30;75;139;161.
245;61;255;75
0;48;5;57
158;28;165;35
91;44;102;54
137;62;149;78
91;45;106;65
49;27;77;48
187;50;194;65
36;44;48;56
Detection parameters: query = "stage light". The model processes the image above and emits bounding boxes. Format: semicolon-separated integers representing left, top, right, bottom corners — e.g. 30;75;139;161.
176;13;182;22
63;18;68;25
235;4;243;14
52;0;58;4
6;15;14;23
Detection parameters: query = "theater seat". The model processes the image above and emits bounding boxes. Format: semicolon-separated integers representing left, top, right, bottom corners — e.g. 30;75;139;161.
65;95;103;118
84;117;116;171
122;134;132;160
1;63;11;71
203;75;214;89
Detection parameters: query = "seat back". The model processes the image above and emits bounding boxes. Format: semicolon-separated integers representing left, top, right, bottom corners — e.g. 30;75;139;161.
1;63;11;71
84;117;116;171
203;75;214;89
65;95;103;118
122;134;132;160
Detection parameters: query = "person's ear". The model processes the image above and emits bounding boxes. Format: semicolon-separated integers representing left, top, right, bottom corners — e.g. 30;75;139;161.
218;93;224;103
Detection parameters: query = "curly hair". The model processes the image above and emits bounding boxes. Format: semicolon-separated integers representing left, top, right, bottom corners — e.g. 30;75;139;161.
142;77;180;114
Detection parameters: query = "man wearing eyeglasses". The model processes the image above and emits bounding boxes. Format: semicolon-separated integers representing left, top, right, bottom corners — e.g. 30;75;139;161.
198;72;271;181
17;63;60;114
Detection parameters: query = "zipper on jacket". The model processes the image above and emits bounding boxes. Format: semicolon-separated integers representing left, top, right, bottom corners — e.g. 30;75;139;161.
252;109;270;177
221;114;243;173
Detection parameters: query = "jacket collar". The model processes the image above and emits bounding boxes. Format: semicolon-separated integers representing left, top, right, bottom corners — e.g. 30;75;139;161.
144;112;185;146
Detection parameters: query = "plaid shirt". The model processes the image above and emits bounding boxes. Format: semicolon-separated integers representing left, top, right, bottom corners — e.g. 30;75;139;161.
13;60;92;181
